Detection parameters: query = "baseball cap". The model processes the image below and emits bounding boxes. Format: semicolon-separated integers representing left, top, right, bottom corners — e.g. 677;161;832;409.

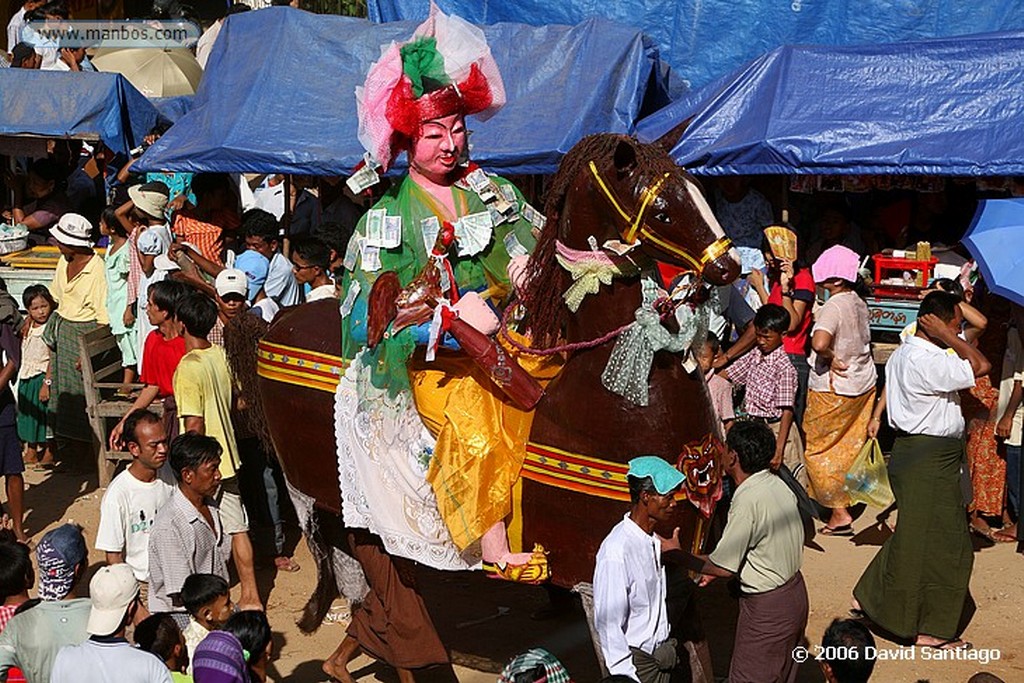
215;268;248;298
86;564;139;636
233;249;270;301
627;456;685;495
36;524;88;600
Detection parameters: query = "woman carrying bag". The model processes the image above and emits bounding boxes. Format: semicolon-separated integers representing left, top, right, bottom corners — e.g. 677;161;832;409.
803;246;877;535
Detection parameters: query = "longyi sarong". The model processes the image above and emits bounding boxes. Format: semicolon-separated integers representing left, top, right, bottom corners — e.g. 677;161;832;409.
629;639;677;683
853;434;973;640
345;529;449;669
729;572;808;683
804;388;875;507
43;314;101;443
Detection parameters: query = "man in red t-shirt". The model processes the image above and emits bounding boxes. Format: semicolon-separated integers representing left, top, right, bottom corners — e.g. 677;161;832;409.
109;280;189;449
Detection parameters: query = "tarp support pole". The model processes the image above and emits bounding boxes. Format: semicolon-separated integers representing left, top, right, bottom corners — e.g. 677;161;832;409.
282;174;292;259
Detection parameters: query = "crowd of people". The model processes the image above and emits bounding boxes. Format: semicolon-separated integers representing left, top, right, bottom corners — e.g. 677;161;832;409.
2;3;1023;683
0;110;356;681
589;195;1023;681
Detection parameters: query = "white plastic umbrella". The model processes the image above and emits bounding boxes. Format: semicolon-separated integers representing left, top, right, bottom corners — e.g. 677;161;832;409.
90;47;203;97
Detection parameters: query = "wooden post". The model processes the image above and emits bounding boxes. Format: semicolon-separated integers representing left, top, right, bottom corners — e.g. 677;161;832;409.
282;174;293;258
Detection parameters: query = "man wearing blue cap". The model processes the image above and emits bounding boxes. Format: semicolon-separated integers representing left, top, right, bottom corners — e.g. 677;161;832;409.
660;421;806;683
593;455;685;683
0;524;91;683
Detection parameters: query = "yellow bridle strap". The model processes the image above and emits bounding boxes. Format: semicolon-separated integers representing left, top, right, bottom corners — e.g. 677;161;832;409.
637;226;703;270
587;161;671;242
588;160;633;224
701;236;734;264
622;173;670;243
588;160;734;272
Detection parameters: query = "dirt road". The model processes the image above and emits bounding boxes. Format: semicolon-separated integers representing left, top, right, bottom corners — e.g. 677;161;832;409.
8;467;1022;682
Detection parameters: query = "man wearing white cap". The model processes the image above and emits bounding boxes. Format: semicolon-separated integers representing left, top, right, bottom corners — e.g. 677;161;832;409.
50;563;172;682
593;456;684;683
48;213;110;449
119;182;172;375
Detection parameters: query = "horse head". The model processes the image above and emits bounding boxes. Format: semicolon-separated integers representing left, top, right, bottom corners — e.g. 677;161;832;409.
568;136;738;283
521;134;740;347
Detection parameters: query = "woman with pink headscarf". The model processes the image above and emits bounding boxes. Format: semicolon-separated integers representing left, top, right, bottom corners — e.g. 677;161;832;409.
804;246;878;534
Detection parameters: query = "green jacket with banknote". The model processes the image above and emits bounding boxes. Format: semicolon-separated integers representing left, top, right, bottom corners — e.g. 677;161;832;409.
339;171;538;395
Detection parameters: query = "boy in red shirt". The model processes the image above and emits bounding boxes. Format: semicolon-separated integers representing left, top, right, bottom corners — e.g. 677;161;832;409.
109;280;189;448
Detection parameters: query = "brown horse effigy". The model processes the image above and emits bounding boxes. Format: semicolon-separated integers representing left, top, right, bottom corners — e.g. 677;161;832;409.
511;134;739;586
255;132;738;616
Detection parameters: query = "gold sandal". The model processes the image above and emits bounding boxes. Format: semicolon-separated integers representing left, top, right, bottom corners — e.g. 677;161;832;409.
482;544;550;584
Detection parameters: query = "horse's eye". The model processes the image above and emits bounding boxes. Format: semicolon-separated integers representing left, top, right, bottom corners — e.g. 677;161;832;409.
654;212;671;224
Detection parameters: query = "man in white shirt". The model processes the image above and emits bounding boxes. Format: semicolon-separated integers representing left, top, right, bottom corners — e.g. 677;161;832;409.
95;409;176;621
6;0;44;52
855;291;990;651
290;236;336;302
593;456;684;683
50;564;172;683
196;3;252;68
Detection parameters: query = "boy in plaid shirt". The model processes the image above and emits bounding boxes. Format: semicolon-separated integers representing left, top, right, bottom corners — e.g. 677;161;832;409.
721;304;807;486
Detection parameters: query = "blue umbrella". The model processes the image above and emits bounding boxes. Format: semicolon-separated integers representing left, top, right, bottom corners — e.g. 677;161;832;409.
963;198;1024;307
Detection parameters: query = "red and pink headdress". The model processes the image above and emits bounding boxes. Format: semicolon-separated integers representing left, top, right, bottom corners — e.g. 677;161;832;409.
356;4;506;172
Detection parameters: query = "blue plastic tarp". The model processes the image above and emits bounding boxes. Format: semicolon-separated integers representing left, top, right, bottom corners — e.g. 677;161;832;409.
137;8;660;175
634;32;1024;176
0;69;161;156
150;96;194;123
370;0;1024;93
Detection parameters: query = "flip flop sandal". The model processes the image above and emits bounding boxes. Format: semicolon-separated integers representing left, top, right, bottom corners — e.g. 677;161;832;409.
819;524;855;537
274;556;301;572
927;639;973;651
991;529;1017;543
969;524;996;541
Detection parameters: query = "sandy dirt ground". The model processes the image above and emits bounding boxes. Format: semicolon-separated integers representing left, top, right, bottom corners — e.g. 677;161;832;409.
5;465;1022;682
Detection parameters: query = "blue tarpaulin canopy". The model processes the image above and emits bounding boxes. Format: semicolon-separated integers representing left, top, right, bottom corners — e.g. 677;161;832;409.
137;8;662;175
150;96;194;124
370;0;1024;94
0;69;161;156
634;32;1024;176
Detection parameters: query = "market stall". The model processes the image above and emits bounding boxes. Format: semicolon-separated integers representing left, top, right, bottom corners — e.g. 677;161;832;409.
635;31;1024;350
1;69;161;302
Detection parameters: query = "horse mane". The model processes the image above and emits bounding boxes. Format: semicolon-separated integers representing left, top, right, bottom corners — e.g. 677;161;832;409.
224;312;275;454
519;134;683;347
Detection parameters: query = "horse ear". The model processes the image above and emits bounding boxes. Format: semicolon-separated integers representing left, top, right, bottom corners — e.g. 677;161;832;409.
612;139;638;177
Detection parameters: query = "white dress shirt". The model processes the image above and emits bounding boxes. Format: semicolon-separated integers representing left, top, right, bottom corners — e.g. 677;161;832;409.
6;7;25;52
195;19;222;68
593;514;669;680
885;335;975;438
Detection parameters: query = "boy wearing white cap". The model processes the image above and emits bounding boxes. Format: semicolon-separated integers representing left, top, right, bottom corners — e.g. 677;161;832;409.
593;456;684;683
50;563;172;682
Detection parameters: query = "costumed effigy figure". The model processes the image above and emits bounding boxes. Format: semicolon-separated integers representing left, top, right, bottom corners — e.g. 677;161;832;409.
254;7;744;680
335;5;555;583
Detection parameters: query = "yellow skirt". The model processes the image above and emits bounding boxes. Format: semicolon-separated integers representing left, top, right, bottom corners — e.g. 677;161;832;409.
804;388;876;507
409;339;563;551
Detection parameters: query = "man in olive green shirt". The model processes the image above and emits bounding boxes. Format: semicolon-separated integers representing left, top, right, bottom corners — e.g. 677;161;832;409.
661;421;807;683
0;525;91;683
